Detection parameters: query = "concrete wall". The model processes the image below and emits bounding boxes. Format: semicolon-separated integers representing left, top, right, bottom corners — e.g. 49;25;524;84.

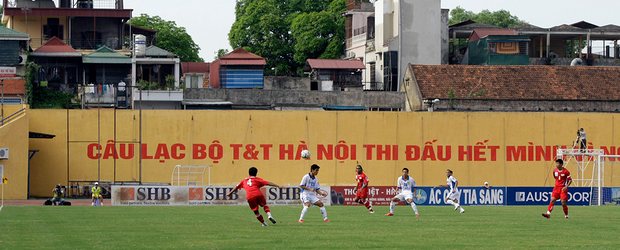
441;9;450;65
21;109;620;199
0;110;29;199
184;89;406;109
9;16;69;49
264;76;310;91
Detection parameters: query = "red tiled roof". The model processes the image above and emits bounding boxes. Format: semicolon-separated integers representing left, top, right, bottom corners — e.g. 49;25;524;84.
220;48;264;60
409;65;620;101
469;28;517;41
32;37;81;57
219;60;266;66
181;62;210;74
1;79;26;95
306;59;365;70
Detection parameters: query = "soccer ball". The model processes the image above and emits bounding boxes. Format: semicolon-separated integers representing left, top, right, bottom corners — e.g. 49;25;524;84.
301;150;311;159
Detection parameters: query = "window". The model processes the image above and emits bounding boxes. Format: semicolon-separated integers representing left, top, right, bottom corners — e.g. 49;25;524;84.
185;74;204;88
43;18;64;40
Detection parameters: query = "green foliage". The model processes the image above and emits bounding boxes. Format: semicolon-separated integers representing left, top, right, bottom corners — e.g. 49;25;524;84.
229;0;346;76
137;79;160;90
1;206;620;249
30;88;74;109
214;49;230;60
129;14;203;62
165;74;176;90
449;6;527;28
24;62;39;106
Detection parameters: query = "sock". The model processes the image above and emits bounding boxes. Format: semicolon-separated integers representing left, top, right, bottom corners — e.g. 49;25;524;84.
299;206;309;220
562;204;568;216
264;206;271;217
446;200;459;208
320;207;328;220
256;214;265;223
364;200;372;210
547;201;555;213
410;202;419;215
389;201;396;213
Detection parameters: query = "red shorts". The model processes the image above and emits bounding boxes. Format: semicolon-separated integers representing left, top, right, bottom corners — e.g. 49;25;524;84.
247;195;267;212
552;187;569;201
355;188;368;200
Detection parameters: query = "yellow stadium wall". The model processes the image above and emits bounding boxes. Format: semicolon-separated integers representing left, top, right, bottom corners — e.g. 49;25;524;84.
25;110;620;198
0;111;29;199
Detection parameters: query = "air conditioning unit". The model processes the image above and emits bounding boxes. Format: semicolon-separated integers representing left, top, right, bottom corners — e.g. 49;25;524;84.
0;148;8;160
345;51;356;59
18;55;27;65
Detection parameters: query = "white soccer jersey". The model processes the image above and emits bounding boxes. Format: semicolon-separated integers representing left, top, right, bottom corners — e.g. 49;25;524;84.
300;173;320;194
447;175;458;193
397;176;416;194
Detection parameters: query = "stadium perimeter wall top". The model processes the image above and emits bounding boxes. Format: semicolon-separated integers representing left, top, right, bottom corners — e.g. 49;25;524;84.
11;109;620;198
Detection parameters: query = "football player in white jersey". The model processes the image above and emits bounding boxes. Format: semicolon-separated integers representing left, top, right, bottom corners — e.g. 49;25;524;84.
298;164;329;223
385;168;419;218
435;169;465;213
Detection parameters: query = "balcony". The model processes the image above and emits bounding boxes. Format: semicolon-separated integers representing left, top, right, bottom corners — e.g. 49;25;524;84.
6;0;124;9
4;0;131;18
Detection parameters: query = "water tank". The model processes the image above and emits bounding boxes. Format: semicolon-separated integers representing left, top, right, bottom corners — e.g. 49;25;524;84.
134;35;147;57
570;58;584;66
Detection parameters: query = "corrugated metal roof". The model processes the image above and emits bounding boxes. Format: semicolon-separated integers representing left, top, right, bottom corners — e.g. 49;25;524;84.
31;37;82;57
83;46;131;64
219;60;266;66
306;59;365;70
469;29;518;41
0;26;30;40
146;45;176;57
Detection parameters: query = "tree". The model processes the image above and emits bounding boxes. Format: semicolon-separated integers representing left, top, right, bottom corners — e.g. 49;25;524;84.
0;5;3;27
449;6;527;28
229;0;345;76
214;49;230;60
129;14;203;62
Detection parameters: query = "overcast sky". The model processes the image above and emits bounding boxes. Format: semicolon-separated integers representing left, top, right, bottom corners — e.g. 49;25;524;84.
124;0;620;61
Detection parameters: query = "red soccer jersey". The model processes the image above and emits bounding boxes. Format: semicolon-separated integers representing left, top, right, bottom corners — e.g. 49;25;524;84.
356;172;369;189
553;168;572;188
235;177;269;199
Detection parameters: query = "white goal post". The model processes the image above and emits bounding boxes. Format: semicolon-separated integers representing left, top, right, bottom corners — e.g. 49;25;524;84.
556;149;619;206
171;165;211;186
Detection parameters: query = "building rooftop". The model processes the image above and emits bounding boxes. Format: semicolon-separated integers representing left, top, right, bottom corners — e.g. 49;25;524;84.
409;64;620;101
216;48;266;66
306;59;365;70
31;37;82;57
0;25;29;40
181;62;210;74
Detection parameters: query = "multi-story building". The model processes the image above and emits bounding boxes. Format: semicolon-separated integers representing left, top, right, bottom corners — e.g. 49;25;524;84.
345;0;444;91
2;0;131;51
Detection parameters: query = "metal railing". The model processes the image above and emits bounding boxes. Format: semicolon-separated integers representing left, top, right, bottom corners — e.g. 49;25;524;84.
0;107;26;126
6;0;123;9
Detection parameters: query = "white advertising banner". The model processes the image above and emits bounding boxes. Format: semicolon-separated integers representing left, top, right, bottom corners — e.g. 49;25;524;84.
111;186;331;206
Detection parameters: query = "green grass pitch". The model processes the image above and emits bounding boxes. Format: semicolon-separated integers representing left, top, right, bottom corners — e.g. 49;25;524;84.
1;205;619;249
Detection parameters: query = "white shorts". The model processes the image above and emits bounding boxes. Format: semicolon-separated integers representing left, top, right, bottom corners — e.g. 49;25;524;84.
447;190;461;201
394;192;414;201
301;193;321;204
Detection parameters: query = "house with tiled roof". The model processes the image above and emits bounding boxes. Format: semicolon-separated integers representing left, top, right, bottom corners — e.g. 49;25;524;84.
209;48;266;89
402;64;620;112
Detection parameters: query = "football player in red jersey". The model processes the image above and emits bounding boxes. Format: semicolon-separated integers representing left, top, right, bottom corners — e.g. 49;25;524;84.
542;159;573;219
353;165;374;213
227;167;280;226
